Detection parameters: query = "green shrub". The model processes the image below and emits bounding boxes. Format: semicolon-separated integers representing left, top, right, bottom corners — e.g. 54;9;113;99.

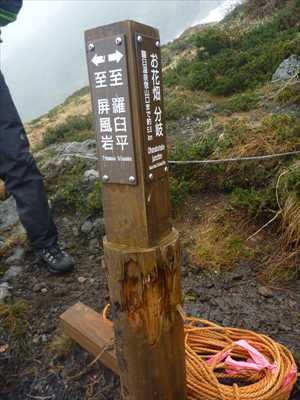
87;181;102;216
279;163;300;198
63;87;90;106
230;187;277;219
217;92;260;113
164;2;300;96
263;114;300;142
165;91;196;121
45;159;102;216
170;177;190;211
191;27;232;57
42;114;93;147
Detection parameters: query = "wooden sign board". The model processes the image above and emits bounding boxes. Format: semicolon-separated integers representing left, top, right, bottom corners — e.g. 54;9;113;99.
136;34;168;182
86;34;137;185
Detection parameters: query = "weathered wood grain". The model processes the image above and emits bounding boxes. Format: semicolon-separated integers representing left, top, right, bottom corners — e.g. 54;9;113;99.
60;302;119;375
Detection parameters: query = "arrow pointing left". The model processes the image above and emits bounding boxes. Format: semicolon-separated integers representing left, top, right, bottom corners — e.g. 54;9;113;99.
91;54;106;66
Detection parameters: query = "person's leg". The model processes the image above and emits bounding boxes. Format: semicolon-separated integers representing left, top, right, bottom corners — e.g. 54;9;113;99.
0;70;74;273
0;70;58;249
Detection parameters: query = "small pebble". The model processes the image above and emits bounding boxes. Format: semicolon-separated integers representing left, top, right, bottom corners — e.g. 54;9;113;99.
78;276;88;284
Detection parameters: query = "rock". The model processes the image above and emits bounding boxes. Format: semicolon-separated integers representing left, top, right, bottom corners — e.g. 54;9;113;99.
3;266;22;281
32;335;39;344
279;323;291;332
72;226;80;237
41;334;48;343
41;288;48;294
93;218;105;236
81;220;94;234
231;271;244;281
288;299;297;308
89;238;100;252
62;217;71;226
0;196;19;231
258;286;273;298
33;282;46;293
0;282;11;304
272;55;300;81
48;139;97;164
78;276;88;284
84;169;99;182
197;293;211;302
37;139;97;169
5;247;25;265
54;287;68;297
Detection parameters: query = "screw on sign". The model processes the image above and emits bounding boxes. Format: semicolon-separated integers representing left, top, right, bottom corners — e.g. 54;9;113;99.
84;20;187;400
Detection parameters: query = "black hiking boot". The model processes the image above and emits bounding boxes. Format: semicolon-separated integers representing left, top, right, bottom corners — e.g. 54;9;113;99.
38;243;74;275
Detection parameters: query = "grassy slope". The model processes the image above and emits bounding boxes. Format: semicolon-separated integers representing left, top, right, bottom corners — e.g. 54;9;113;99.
26;0;300;281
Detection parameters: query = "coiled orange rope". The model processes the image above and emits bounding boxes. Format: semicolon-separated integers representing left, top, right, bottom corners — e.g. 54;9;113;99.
103;305;298;400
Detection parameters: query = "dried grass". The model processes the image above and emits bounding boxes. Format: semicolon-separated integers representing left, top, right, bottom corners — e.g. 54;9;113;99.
190;203;256;272
0;231;27;259
0;300;31;333
281;193;300;249
48;332;74;359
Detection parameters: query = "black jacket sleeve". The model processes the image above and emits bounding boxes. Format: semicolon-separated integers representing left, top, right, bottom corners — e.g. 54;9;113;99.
0;0;23;27
0;0;23;15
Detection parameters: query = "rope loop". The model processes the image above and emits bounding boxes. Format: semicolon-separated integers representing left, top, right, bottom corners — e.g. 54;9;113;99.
103;305;297;400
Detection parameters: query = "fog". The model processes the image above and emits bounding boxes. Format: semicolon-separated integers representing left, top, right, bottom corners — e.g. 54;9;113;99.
0;0;226;122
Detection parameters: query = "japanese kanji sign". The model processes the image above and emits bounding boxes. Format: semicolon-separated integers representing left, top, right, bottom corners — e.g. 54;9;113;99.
86;34;137;185
136;34;168;182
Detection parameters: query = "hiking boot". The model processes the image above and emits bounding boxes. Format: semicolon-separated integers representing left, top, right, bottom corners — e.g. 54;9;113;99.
38;243;74;275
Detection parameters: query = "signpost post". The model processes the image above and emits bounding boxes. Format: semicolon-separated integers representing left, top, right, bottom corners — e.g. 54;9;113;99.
61;20;186;400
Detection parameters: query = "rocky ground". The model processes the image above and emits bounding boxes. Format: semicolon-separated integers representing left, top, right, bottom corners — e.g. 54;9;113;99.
1;195;300;399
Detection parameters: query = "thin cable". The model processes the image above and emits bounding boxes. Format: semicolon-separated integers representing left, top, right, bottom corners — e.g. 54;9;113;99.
59;150;300;165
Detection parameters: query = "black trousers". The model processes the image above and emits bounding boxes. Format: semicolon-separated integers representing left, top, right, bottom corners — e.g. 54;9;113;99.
0;70;57;250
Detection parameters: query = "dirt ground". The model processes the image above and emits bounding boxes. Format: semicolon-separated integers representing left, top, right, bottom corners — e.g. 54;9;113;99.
1;206;300;400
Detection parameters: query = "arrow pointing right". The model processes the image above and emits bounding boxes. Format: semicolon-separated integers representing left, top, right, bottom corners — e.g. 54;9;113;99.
108;50;123;63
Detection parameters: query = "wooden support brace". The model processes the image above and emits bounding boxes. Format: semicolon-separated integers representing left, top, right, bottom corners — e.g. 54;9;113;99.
60;302;119;375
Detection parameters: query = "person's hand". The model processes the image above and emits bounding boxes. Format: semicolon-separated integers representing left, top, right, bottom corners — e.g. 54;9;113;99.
0;180;9;201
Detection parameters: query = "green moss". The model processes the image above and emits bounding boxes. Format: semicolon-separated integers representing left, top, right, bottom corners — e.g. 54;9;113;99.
194;213;256;272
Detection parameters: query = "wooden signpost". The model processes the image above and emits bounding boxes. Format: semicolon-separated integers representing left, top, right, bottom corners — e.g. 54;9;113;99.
61;20;187;400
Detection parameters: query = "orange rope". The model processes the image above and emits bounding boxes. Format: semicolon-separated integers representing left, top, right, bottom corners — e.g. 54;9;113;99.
102;305;297;400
